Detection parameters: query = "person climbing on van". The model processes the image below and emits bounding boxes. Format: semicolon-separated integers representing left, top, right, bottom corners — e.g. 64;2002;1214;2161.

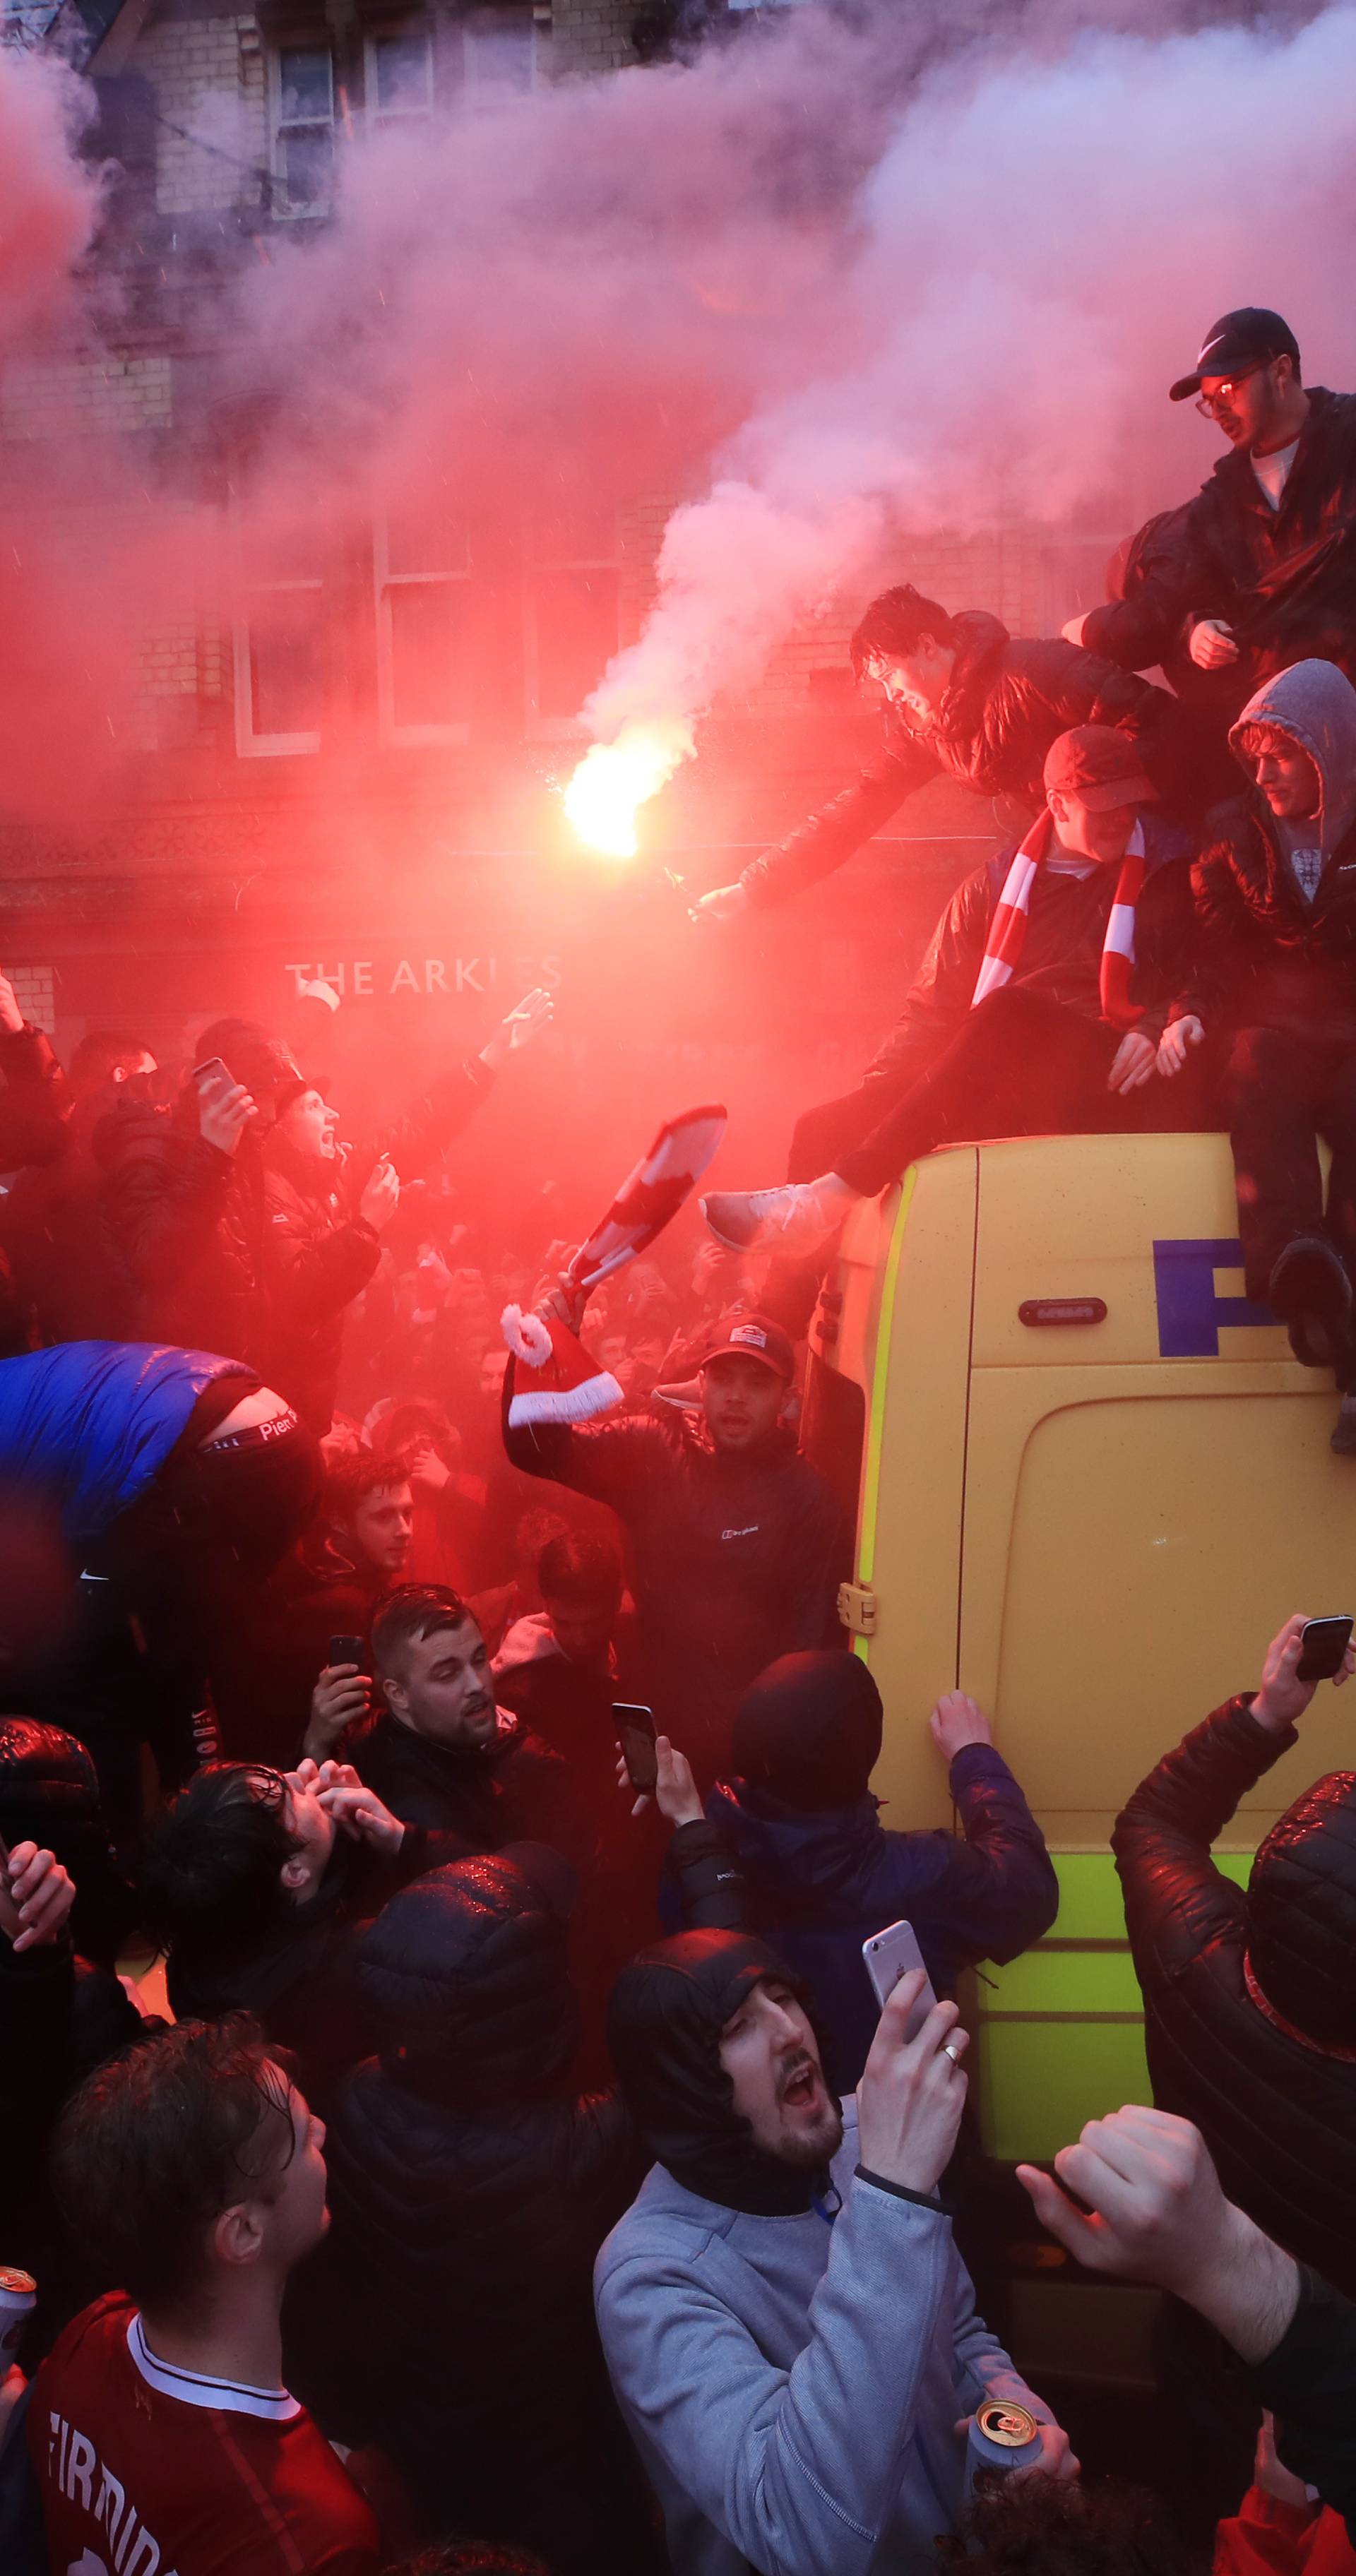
702;724;1204;1258
1190;660;1356;1453
670;1650;1058;2091
689;583;1193;926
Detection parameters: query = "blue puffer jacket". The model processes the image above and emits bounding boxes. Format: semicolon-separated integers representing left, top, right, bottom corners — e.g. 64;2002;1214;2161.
696;1748;1059;2092
0;1342;252;1546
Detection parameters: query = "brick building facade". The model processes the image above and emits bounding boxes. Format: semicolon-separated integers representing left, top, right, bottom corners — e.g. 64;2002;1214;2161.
0;0;1122;1091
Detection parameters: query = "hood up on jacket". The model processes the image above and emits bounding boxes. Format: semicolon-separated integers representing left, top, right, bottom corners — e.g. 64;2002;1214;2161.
1230;658;1356;857
1248;1770;1356;2053
0;1719;134;1964
732;1652;883;1812
606;1928;835;2218
360;1852;578;2108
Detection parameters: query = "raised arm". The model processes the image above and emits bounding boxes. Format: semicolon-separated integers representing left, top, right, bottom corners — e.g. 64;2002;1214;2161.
0;979;71;1171
719;736;939;919
597;1982;973;2576
893;1693;1060;1969
1113;1614;1353;1980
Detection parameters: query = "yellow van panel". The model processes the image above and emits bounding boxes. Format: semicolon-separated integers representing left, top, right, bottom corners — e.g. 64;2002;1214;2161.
812;1129;1356;2164
826;1150;978;1837
978;1386;1356;1835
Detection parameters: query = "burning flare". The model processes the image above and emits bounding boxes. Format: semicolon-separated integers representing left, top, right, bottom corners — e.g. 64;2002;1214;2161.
563;717;691;859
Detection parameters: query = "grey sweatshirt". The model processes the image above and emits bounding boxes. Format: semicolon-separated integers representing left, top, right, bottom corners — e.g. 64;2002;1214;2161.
594;2098;1051;2576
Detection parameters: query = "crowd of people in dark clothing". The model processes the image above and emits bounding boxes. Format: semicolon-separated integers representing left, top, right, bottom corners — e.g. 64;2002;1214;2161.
5;298;1356;2576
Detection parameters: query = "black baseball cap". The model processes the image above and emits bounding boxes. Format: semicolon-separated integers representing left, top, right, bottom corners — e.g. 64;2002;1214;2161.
1169;308;1300;403
694;1311;795;1381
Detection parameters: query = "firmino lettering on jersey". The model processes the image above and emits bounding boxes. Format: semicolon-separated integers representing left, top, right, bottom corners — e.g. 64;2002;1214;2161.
47;2409;179;2576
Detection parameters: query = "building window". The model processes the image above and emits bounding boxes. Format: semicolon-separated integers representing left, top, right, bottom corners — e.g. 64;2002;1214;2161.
269;45;335;217
525;501;621;734
365;28;434;127
463;8;535;98
375;493;472;744
233;520;325;756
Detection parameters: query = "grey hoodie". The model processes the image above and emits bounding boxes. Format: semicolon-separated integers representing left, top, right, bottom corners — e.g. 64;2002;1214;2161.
1230;658;1356;865
594;2097;1051;2576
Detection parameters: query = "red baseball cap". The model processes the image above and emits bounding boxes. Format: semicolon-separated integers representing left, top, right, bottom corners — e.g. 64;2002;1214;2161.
694;1312;795;1381
1043;724;1158;813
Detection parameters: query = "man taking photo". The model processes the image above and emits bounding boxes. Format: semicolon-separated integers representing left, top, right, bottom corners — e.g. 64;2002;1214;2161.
597;1932;1072;2576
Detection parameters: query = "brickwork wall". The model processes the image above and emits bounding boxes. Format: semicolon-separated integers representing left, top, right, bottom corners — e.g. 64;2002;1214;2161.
6;965;56;1034
137;12;267;216
0;352;173;441
547;0;635;77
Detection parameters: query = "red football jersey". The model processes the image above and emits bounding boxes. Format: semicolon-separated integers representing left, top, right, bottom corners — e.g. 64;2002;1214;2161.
30;2293;381;2576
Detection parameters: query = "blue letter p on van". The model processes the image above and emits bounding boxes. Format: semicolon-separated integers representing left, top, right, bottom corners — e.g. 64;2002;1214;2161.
1153;1238;1275;1358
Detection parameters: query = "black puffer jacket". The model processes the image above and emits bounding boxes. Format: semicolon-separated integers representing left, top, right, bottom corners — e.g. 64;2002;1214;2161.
737;611;1189;912
286;1854;662;2574
1090;390;1356;733
1114;1695;1356;2300
349;1704;589;1871
162;1820;463;2100
504;1376;850;1786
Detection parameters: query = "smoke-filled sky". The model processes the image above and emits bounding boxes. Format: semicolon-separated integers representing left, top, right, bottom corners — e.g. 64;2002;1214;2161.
1;0;1356;830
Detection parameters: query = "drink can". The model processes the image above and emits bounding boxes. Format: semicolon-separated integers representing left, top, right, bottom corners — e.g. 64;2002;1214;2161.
0;2268;36;2361
964;2399;1044;2498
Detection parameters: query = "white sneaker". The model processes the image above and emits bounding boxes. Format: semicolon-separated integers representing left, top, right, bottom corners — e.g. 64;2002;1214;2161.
701;1180;854;1255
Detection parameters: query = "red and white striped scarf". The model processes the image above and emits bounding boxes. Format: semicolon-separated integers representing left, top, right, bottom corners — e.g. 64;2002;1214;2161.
970;809;1148;1029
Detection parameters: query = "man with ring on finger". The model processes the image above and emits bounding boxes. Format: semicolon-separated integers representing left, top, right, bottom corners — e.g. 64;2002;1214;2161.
596;1929;1074;2576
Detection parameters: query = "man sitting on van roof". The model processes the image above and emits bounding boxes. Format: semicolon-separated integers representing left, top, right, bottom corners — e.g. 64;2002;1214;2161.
703;724;1206;1258
1191;658;1356;1453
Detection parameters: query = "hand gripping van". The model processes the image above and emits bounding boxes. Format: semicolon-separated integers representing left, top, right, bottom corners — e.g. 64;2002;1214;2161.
801;1128;1356;2176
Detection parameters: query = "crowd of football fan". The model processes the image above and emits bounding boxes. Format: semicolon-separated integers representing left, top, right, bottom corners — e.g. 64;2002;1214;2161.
6;303;1356;2576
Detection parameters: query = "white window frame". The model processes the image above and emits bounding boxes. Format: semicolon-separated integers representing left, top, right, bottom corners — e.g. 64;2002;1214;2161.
363;25;435;130
374;506;472;747
523;513;622;741
232;515;323;758
268;42;337;221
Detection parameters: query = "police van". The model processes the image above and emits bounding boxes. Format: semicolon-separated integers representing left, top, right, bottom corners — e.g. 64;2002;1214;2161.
802;1129;1356;2174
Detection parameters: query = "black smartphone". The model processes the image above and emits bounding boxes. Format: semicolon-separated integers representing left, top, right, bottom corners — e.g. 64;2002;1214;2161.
1297;1616;1354;1682
614;1702;658;1797
328;1635;366;1671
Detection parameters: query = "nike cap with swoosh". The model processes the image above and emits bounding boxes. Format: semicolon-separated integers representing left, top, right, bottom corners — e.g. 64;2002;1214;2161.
1170;308;1300;402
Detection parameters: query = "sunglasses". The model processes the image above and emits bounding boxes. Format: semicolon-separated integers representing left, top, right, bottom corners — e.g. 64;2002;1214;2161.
1195;360;1273;418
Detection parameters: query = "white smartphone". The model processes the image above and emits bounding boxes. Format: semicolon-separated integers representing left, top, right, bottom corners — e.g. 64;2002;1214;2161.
862;1918;938;2037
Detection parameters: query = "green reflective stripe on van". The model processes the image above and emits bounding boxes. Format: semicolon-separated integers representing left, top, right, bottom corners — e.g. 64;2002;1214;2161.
985;1950;1144;2015
977;1847;1253;2161
857;1171;917;1606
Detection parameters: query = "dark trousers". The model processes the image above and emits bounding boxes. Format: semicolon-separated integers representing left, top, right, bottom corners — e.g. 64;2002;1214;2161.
791;988;1162;1200
1223;1024;1356;1317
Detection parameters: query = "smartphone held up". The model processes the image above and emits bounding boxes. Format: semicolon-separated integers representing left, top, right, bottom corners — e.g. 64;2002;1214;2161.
614;1703;658;1798
862;1919;939;2039
1296;1616;1353;1683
